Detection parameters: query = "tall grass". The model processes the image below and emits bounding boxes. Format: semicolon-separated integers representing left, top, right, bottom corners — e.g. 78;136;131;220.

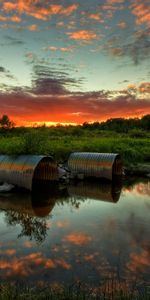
0;282;149;300
0;127;149;165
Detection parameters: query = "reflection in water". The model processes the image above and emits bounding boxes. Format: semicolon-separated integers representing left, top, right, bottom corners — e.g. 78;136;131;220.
0;184;58;242
68;178;122;203
0;179;122;242
0;177;150;293
4;211;48;243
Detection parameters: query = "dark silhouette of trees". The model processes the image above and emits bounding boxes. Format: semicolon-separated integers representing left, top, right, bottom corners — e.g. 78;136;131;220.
140;115;150;130
0;114;15;129
82;115;150;133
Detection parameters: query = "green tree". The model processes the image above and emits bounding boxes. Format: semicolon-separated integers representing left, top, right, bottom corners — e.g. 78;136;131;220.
141;114;150;130
0;114;15;129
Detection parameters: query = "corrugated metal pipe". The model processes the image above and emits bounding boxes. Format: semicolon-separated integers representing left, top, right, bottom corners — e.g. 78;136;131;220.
0;155;58;190
67;152;122;180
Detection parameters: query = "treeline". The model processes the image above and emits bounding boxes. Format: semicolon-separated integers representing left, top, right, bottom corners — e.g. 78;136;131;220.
0;114;150;133
82;115;150;132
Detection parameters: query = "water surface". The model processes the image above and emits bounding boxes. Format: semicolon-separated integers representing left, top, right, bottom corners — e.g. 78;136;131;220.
0;177;150;291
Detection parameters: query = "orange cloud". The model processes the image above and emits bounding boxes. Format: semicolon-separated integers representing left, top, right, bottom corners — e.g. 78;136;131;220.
3;2;79;20
102;0;125;18
127;250;150;273
88;13;104;22
0;15;7;21
0;14;21;22
27;24;38;31
89;13;100;20
131;2;150;27
3;2;17;11
63;232;92;245
45;259;56;268
1;251;72;278
67;30;97;41
61;4;79;16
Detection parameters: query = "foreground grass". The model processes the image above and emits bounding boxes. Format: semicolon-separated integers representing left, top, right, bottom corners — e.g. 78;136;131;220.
0;127;150;166
0;283;150;300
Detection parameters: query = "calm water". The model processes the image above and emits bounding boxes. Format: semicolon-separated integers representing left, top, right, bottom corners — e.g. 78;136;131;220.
0;177;150;291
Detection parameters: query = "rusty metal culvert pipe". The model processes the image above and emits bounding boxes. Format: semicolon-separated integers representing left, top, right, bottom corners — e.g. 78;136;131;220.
67;152;122;180
0;155;59;191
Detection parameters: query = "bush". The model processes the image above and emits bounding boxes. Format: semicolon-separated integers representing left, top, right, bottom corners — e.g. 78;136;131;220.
23;131;49;154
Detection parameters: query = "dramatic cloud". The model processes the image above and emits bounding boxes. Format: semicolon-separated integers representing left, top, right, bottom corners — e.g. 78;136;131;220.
0;68;149;125
0;86;150;125
31;64;83;95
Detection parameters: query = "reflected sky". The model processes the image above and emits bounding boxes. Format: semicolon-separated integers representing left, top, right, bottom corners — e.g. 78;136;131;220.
0;178;150;292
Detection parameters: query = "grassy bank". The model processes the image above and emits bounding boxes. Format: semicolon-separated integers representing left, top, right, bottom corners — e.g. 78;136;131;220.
0;126;150;166
0;282;149;300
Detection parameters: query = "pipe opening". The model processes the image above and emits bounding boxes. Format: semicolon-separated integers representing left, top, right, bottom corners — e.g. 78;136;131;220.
32;157;58;187
112;155;122;176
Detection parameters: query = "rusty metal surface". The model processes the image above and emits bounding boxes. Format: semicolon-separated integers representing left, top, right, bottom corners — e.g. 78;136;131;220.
0;155;58;190
67;152;122;180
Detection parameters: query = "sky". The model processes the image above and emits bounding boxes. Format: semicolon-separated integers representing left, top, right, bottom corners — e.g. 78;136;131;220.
0;0;150;126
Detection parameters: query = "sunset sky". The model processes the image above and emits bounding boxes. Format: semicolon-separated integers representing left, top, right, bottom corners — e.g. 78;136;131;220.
0;0;150;126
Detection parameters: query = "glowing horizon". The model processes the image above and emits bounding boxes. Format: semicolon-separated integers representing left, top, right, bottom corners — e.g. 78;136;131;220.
8;112;149;128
